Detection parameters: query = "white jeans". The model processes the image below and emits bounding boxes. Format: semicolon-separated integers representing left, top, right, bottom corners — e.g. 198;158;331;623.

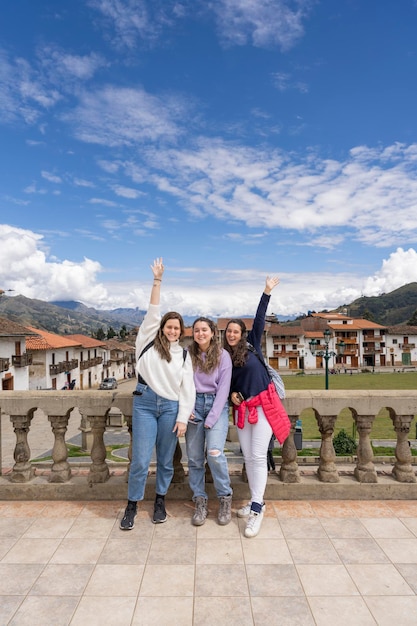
237;405;273;505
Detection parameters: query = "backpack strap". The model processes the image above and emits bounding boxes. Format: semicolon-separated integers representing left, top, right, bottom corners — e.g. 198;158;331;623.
139;340;187;362
247;342;266;366
138;340;155;360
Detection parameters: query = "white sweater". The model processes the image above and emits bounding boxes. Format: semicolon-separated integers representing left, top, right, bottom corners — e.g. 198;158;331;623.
135;304;196;424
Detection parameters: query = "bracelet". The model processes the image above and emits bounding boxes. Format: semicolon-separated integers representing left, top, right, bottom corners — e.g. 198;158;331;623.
153;278;162;282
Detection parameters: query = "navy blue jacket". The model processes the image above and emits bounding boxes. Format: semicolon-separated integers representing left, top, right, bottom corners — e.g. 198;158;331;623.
231;292;271;400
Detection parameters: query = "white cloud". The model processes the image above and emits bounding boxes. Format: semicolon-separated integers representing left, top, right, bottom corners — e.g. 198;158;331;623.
362;248;417;296
0;49;61;126
213;0;309;50
0;224;107;304
127;139;417;249
2;224;417;317
41;171;62;184
89;0;310;52
112;185;145;198
64;86;186;146
89;197;118;206
88;0;178;49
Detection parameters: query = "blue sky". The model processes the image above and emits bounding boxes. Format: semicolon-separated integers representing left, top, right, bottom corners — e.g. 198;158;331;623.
1;0;417;318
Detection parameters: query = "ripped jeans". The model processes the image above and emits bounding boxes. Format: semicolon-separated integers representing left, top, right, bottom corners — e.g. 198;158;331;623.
185;393;232;500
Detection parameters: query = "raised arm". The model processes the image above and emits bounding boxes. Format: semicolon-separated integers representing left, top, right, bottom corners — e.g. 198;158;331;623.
150;257;164;305
248;275;280;351
264;275;279;295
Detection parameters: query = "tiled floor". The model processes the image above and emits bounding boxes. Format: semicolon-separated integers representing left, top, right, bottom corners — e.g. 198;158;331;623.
1;499;417;625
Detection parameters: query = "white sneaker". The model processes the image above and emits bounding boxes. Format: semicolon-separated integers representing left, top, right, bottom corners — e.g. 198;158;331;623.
244;507;265;538
237;502;252;518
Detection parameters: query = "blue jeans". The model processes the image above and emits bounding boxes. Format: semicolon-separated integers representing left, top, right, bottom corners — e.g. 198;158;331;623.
128;382;179;501
185;393;232;500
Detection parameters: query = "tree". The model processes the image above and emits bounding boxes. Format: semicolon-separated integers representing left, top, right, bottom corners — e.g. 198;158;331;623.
361;309;376;322
107;326;117;339
407;309;417;325
119;324;127;340
91;326;106;341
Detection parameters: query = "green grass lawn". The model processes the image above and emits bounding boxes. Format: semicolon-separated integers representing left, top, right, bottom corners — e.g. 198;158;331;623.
281;370;417;391
280;371;417;440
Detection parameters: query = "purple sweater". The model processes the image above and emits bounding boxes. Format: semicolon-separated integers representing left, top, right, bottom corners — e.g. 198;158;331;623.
193;349;232;428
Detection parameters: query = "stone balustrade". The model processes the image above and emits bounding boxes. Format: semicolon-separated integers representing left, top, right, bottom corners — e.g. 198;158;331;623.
1;390;417;500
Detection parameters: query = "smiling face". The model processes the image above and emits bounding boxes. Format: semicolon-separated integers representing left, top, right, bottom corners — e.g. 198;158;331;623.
162;317;182;342
193;320;214;352
225;322;243;347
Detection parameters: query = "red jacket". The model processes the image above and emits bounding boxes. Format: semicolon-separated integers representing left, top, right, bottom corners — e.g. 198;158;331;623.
236;382;291;445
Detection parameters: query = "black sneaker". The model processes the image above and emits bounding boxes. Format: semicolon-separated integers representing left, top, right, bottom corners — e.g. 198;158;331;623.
152;495;167;523
120;501;137;530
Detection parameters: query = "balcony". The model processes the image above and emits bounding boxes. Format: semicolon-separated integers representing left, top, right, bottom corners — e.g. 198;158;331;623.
0;357;10;372
400;343;416;350
1;389;417;501
273;350;299;357
49;359;78;375
80;356;103;370
12;353;33;367
49;362;66;375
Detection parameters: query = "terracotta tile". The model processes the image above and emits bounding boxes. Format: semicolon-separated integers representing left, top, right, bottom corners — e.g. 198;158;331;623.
38;501;85;518
386;500;417;517
273;501;316;518
310;500;356;517
78;500;124;518
0;502;48;518
348;501;394;517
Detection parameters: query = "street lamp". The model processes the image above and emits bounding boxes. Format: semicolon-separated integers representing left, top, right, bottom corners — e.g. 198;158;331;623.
309;328;345;390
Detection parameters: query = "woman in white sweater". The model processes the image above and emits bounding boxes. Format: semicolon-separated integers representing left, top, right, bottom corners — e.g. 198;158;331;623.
120;258;195;529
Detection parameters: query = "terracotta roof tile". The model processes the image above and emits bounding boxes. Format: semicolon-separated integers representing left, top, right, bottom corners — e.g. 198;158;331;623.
0;316;38;337
66;334;106;348
26;326;82;350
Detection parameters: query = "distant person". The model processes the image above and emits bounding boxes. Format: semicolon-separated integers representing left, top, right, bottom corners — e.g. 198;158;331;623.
186;317;233;526
120;258;196;530
223;276;290;538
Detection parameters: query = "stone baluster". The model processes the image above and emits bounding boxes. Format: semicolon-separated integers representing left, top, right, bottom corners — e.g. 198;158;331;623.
315;414;340;483
87;415;110;484
9;414;35;483
280;415;301;483
390;414;416;483
353;414;377;483
48;415;71;483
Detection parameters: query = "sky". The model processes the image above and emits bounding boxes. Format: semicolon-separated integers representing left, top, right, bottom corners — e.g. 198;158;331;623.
1;0;417;319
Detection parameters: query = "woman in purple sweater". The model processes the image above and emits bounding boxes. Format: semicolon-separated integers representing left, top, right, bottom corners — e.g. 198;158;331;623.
186;317;233;526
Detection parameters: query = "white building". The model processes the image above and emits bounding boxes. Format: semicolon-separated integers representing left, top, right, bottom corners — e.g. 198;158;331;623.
0;317;38;391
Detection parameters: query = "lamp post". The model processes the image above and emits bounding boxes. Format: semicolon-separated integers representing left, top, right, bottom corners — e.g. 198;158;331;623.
309;328;345;390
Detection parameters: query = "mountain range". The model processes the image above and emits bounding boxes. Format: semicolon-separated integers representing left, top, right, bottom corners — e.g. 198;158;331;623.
1;283;417;335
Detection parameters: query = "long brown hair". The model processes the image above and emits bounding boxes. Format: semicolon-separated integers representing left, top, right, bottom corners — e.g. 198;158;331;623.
189;317;222;374
153;312;185;362
223;318;248;367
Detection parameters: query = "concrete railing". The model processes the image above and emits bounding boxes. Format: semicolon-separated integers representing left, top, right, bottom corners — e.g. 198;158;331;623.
1;390;417;500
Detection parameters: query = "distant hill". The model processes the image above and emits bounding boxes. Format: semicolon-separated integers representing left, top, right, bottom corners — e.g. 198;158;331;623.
334;282;417;326
0;296;145;335
1;283;417;334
